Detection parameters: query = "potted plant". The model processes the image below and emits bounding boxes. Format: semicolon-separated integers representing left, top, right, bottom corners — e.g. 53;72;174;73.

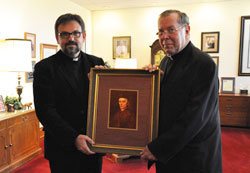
4;96;23;112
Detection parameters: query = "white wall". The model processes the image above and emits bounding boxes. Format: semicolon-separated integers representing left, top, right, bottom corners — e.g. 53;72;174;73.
0;0;91;104
92;0;250;93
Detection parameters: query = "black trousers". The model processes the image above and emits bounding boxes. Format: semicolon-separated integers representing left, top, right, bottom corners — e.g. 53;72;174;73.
49;155;103;173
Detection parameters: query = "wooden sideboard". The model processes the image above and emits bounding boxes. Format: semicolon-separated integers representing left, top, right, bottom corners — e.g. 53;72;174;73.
219;93;250;127
0;109;42;172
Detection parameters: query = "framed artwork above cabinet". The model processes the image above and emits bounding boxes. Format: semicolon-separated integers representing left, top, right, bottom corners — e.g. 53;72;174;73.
150;39;166;66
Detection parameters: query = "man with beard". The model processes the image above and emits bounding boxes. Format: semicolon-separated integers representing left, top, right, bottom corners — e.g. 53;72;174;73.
33;13;105;173
141;10;222;173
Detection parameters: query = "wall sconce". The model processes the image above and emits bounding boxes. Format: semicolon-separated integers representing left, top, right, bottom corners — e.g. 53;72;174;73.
0;39;32;102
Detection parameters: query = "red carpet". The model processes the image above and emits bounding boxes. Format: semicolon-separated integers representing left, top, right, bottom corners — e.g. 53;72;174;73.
13;127;250;173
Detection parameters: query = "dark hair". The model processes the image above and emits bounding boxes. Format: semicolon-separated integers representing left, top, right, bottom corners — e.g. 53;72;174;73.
54;13;85;35
159;9;189;26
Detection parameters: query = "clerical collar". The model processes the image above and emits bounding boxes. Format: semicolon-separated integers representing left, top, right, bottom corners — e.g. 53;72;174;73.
72;57;79;61
72;53;81;61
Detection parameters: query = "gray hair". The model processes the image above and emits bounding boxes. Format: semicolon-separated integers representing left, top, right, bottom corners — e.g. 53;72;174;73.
159;9;189;26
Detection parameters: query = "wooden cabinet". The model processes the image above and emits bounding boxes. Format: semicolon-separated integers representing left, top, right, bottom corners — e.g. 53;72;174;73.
219;94;250;127
0;109;42;172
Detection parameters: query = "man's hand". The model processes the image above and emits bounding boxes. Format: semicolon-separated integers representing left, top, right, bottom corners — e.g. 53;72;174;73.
143;64;163;74
75;135;95;155
140;146;157;161
94;65;108;69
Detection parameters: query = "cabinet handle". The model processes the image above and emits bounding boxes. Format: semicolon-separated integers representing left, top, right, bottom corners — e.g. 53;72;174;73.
226;107;233;109
22;117;25;121
4;145;8;149
226;98;233;101
226;113;232;116
9;144;13;147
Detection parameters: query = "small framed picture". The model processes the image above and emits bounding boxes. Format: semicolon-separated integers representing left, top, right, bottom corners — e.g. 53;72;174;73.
211;56;219;71
238;16;250;76
0;95;6;112
221;77;235;94
201;32;220;53
24;32;36;58
25;60;36;83
113;36;131;59
40;43;58;60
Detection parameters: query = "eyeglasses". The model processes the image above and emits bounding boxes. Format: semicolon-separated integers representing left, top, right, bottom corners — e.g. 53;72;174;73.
156;26;185;36
58;31;82;39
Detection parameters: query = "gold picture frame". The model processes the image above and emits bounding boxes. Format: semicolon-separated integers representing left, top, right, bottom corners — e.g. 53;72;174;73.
201;32;220;53
24;32;36;58
87;69;160;155
40;43;58;60
113;36;131;59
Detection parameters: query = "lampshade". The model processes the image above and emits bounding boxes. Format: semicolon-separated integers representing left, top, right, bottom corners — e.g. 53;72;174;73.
0;39;32;72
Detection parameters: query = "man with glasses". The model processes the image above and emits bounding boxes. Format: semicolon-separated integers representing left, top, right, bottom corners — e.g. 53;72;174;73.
33;13;104;173
142;10;222;173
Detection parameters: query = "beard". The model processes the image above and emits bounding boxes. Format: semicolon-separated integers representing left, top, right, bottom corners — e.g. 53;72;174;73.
62;41;80;58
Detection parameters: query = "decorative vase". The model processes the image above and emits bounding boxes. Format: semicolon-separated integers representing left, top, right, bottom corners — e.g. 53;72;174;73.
7;105;15;112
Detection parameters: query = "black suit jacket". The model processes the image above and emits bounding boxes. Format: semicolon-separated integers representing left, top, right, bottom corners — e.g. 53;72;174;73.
33;50;104;160
148;42;222;173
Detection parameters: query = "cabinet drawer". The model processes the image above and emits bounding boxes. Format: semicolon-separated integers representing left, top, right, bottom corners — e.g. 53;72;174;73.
219;105;249;112
220;116;248;127
219;97;249;106
220;111;248;119
8;112;36;127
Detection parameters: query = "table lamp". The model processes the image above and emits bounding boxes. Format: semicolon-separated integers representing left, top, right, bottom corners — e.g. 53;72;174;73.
0;39;32;102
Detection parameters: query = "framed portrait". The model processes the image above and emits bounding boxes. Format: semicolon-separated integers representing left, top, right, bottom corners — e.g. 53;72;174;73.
24;32;36;58
238;16;250;76
87;69;160;155
25;60;36;83
113;36;131;59
201;32;220;53
40;43;58;60
221;77;235;94
0;95;6;112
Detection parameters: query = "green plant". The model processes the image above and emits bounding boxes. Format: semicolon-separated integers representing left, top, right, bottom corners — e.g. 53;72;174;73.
104;61;111;68
4;96;23;110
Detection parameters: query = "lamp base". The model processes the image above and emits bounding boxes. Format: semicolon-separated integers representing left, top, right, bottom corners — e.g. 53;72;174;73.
16;72;23;102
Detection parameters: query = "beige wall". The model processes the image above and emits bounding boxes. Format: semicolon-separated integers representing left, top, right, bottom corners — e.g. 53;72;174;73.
0;0;91;103
92;0;250;93
1;0;250;106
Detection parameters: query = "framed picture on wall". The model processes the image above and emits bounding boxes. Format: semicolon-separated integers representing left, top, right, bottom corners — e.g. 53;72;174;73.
211;56;219;70
238;16;250;76
25;60;36;83
0;95;6;112
221;77;235;94
40;43;58;60
24;32;36;58
201;32;220;53
113;36;131;59
87;69;160;155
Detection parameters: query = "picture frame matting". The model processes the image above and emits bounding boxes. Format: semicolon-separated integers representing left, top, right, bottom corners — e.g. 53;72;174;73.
87;69;160;155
